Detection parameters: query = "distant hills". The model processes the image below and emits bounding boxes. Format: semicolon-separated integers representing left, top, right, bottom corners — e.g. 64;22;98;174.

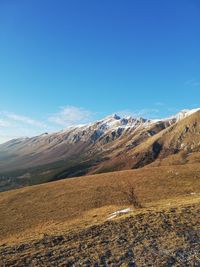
0;108;200;191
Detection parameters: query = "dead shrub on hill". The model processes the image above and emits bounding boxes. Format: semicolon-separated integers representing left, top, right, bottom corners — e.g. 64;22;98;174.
119;181;142;209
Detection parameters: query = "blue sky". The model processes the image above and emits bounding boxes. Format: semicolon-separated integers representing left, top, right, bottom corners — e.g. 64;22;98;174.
0;0;200;142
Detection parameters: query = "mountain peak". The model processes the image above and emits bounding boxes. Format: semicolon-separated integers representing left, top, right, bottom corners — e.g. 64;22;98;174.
113;114;121;120
1;106;200;192
172;108;200;121
103;114;121;121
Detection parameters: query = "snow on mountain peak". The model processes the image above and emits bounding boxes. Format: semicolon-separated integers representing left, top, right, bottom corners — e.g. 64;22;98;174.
112;114;121;120
2;108;200;147
171;108;200;122
102;114;121;122
152;108;200;124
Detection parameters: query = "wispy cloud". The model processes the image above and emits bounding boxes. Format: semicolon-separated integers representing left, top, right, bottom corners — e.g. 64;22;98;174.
117;108;159;119
3;112;46;127
0;119;10;127
48;106;93;126
155;102;165;107
185;79;200;87
0;111;48;144
0;106;95;144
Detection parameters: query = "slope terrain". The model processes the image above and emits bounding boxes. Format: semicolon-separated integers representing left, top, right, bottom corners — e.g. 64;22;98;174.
0;163;200;266
1;201;200;266
0;108;199;191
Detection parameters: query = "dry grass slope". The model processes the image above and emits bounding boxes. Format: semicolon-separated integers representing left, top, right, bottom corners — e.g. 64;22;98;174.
1;199;200;266
0;163;200;243
0;163;200;265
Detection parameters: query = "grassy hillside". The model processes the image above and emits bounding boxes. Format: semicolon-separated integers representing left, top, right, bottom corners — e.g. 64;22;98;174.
1;199;200;266
1;163;200;245
1;163;200;265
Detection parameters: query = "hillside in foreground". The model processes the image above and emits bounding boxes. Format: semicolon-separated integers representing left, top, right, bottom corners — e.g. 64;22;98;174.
1;199;200;266
1;163;200;266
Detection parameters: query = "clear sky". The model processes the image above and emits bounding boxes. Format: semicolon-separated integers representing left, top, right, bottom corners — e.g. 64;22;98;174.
0;0;200;143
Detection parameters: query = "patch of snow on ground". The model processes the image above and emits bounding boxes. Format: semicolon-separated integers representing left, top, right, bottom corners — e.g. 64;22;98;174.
107;208;132;220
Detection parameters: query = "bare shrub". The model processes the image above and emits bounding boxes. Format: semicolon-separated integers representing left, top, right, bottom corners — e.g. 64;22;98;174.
120;181;142;209
125;186;142;208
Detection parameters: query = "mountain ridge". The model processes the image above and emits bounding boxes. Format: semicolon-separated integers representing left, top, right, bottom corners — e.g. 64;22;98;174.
1;107;199;146
0;108;200;192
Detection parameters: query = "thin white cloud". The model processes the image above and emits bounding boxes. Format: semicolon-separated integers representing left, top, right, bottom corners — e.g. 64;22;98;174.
0;106;94;144
135;108;159;117
0;111;48;144
48;106;93;126
118;108;159;119
155;102;165;107
185;79;200;87
3;112;46;127
0;119;10;127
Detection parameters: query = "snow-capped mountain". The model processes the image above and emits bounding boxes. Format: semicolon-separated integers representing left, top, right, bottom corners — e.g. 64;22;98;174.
167;108;200;122
0;108;200;192
2;108;198;148
0;114;150;149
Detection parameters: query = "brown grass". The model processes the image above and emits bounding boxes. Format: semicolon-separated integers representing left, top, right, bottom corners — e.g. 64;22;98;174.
1;198;200;266
1;163;200;246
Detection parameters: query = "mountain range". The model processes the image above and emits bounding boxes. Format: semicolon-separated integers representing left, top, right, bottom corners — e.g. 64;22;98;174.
0;108;200;191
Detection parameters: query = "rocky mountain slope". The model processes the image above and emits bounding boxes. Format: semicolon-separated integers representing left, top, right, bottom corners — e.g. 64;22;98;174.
0;108;199;191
